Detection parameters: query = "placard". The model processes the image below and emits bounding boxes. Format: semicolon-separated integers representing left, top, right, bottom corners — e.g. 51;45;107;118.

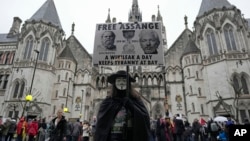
92;22;164;66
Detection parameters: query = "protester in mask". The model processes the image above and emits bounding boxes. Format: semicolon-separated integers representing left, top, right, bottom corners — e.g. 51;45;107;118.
95;70;151;141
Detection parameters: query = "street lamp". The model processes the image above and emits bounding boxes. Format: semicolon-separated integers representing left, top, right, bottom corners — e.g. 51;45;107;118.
30;49;40;94
21;49;39;117
64;78;71;113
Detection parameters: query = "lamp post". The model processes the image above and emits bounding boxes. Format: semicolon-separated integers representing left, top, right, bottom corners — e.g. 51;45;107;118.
80;89;84;120
21;49;39;117
64;78;71;113
30;49;39;94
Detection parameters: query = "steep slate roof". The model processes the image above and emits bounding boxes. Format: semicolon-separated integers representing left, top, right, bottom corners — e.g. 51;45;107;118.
27;0;62;29
197;0;232;17
58;46;77;63
0;34;18;43
182;40;200;56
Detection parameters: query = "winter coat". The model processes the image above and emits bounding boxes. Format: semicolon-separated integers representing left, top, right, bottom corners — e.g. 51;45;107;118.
95;96;151;141
49;116;67;141
28;120;39;136
192;121;201;134
217;131;227;141
16;118;28;135
175;118;185;134
8;120;16;134
2;119;11;135
66;122;73;136
71;122;82;137
82;124;90;137
37;122;47;141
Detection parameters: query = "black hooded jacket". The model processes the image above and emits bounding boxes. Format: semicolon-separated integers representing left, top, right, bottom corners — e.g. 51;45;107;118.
95;96;150;141
49;116;67;141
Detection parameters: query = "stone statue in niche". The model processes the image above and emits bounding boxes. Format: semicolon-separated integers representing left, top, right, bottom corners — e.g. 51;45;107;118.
35;24;42;39
213;13;221;29
75;96;81;111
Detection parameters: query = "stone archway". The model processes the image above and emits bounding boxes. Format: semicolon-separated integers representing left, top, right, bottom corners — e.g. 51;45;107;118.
213;100;234;118
26;103;42;119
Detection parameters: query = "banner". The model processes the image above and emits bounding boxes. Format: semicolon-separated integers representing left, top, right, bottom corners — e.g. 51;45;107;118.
92;22;164;66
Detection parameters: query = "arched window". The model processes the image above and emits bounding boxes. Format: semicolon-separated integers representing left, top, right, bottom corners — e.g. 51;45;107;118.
192;103;195;112
53;105;56;114
201;104;204;114
61;104;64;109
206;28;218;55
196;56;198;63
19;82;25;98
198;87;202;96
3;75;9;89
65;72;68;80
0;75;3;88
57;75;60;82
13;81;19;98
233;75;240;91
63;88;66;96
13;80;25;98
241;76;249;94
55;90;58;98
0;53;3;64
196;71;199;79
224;24;237;51
39;38;50;61
24;36;34;59
4;53;10;64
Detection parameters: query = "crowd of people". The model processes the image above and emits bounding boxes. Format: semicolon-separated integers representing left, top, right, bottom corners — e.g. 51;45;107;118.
149;115;250;141
1;69;250;141
0;111;96;141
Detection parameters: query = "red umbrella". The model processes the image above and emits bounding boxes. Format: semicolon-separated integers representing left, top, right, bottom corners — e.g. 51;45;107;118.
199;117;207;125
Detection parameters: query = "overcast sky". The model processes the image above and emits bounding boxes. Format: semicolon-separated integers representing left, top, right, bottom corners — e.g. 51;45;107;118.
0;0;249;54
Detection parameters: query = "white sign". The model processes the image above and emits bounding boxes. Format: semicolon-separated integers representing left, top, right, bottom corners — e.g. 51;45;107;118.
92;22;164;66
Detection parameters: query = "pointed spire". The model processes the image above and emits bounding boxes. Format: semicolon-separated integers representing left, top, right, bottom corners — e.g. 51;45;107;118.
182;39;200;56
58;46;77;63
133;0;138;5
198;0;232;17
71;23;75;35
156;5;163;21
128;0;142;22
28;0;62;29
106;9;111;23
184;15;188;29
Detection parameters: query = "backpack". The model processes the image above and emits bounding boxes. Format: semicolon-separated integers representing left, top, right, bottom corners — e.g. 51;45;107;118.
210;122;219;132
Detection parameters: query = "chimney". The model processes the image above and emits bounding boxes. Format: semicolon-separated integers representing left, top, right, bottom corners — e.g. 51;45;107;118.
152;15;156;21
112;17;116;23
7;17;22;38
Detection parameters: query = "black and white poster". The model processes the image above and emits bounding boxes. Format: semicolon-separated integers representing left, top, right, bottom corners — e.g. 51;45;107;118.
93;22;164;66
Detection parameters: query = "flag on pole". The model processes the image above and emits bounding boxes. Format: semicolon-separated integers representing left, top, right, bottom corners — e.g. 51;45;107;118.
200;117;207;125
